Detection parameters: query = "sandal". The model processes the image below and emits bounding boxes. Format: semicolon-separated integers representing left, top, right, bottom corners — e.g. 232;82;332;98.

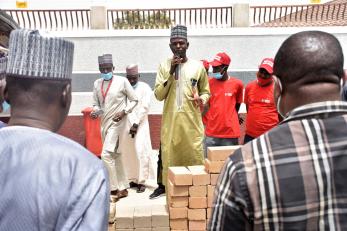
129;181;138;188
117;189;128;199
136;184;146;193
110;189;119;196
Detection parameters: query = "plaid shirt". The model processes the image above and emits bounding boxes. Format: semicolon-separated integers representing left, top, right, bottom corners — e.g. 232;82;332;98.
209;101;347;231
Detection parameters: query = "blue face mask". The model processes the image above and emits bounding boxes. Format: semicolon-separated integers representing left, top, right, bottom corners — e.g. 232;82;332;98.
211;72;223;79
1;101;10;113
101;72;113;81
132;82;138;89
211;67;226;80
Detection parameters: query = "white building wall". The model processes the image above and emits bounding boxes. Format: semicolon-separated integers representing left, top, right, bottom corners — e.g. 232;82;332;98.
50;27;347;115
1;27;346;117
52;27;347;73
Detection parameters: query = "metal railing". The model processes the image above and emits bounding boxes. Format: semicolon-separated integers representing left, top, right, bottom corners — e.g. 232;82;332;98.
3;9;90;30
251;3;347;26
107;7;233;29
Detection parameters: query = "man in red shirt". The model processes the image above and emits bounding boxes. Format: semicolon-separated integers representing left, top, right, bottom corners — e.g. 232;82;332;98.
200;59;210;126
244;58;279;143
203;52;243;156
200;59;210;74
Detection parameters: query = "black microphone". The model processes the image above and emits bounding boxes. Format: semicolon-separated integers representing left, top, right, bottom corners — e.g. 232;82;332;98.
174;53;181;80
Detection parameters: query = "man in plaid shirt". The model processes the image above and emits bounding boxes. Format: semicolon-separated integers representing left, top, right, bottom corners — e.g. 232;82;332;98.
209;31;347;231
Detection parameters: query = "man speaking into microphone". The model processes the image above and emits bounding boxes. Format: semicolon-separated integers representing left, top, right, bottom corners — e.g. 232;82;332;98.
151;25;210;199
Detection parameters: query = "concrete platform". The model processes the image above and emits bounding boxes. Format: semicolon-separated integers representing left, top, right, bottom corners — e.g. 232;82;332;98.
117;187;166;208
108;187;167;231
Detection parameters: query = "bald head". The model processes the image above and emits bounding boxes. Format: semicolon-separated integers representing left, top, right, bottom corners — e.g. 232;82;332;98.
274;31;344;87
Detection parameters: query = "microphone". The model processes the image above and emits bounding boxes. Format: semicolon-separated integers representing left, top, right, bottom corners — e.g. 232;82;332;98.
174;53;181;80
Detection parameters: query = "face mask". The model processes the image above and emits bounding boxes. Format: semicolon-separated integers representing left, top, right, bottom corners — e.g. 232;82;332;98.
276;95;285;119
274;77;286;119
257;76;273;86
211;72;223;79
132;82;138;89
101;72;113;81
1;101;10;113
211;67;226;80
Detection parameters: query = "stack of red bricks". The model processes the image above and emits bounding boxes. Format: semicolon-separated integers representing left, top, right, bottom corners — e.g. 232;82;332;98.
167;145;241;230
167;165;210;230
204;146;241;222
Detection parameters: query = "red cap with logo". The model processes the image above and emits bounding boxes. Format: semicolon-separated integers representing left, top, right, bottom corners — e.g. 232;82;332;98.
210;52;231;67
259;58;274;74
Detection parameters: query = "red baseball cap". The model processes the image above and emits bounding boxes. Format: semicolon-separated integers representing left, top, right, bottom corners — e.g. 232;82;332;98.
210;52;231;67
200;59;210;70
259;58;274;74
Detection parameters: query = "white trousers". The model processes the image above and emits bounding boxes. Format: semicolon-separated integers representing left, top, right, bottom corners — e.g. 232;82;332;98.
101;123;129;191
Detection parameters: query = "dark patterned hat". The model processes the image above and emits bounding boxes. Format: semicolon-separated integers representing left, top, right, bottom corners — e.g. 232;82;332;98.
6;29;74;80
0;56;7;79
170;25;187;39
98;54;113;65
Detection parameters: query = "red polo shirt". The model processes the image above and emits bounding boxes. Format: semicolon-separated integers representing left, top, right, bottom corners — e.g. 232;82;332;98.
244;80;279;138
204;76;243;138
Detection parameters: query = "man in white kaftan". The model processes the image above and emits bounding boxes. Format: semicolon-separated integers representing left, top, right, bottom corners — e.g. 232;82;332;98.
120;64;157;193
91;54;138;199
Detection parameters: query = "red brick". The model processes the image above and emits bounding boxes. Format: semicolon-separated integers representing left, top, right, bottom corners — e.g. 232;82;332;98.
168;196;188;208
170;219;188;230
148;114;161;149
168;167;192;186
187;165;210;185
169;207;187;219
189;185;207;197
207;185;215;198
207;208;212;220
189;220;206;230
207;146;241;161
188;209;206;220
189;197;207;209
204;159;224;173
58;115;85;146
207;196;213;208
168;180;189;197
210;174;219;186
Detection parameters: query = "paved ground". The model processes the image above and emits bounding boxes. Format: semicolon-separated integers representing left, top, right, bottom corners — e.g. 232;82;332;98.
108;186;166;231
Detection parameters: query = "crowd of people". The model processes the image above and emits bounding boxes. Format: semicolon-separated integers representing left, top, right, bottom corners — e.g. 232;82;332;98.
0;24;347;231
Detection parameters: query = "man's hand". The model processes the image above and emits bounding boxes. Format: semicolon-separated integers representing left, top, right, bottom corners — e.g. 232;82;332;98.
129;123;139;138
189;94;203;108
113;110;126;122
90;110;102;119
169;55;183;75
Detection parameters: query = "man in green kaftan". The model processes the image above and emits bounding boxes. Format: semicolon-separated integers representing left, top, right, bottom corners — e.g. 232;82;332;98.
152;25;210;195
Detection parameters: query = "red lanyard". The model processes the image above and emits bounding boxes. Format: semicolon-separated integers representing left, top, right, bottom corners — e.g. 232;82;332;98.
101;78;113;102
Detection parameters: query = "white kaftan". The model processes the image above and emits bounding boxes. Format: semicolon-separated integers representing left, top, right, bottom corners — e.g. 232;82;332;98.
120;81;157;184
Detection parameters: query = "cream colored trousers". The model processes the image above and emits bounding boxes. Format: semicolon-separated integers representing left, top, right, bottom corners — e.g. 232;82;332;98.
101;122;129;191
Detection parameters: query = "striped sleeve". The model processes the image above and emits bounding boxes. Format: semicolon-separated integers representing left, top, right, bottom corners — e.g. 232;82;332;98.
208;150;252;231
